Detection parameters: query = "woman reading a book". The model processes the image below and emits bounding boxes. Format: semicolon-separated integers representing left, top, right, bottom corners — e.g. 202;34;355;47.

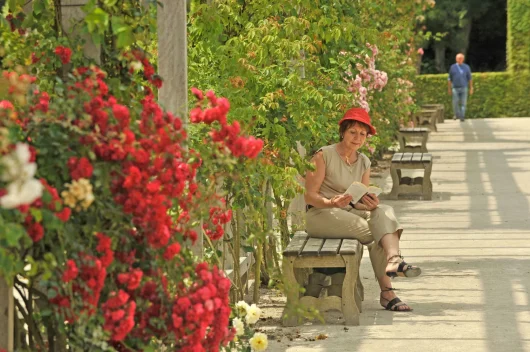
304;107;421;312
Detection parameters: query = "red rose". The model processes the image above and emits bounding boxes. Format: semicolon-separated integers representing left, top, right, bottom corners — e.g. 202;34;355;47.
27;222;44;242
117;269;143;291
163;243;181;260
62;260;79;283
54;46;72;64
112;104;130;129
67;157;94;180
56;207;71;222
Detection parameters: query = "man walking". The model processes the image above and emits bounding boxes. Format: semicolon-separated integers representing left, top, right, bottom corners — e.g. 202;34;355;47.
448;53;473;121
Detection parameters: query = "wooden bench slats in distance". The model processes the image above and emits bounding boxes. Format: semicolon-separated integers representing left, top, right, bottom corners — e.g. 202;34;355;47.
283;231;308;256
301;237;324;256
339;239;359;255
399;127;429;133
422;153;432;163
401;153;413;162
319;239;342;255
392;153;403;162
411;153;423;163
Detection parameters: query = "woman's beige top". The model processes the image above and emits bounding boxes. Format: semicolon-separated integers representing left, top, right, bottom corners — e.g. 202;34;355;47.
317;144;371;200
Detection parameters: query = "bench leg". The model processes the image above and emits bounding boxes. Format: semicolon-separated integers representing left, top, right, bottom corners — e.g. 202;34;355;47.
342;255;360;326
389;166;400;200
421;134;429;153
422;163;433;200
282;257;301;326
398;134;406;152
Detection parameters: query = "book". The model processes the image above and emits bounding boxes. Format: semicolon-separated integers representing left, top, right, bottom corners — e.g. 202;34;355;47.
344;182;382;204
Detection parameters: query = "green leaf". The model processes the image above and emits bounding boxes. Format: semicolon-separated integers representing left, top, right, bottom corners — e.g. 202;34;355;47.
103;0;118;6
40;309;52;317
85;8;110;34
33;0;45;15
7;0;18;12
5;223;26;247
30;208;43;223
111;16;134;48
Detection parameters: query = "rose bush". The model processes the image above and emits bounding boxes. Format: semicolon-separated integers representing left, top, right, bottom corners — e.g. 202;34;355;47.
0;47;263;350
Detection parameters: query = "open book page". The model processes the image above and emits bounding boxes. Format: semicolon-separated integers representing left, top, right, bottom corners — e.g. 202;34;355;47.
344;182;382;204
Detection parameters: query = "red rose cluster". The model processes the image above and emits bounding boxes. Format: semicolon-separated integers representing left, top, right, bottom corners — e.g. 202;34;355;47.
102;290;136;341
171;263;234;352
125;50;163;88
67;156;94;180
190;88;264;159
54;46;72;65
203;206;232;240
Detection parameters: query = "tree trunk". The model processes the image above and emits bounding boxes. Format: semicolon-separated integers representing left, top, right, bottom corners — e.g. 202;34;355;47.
460;20;473;57
434;42;447;73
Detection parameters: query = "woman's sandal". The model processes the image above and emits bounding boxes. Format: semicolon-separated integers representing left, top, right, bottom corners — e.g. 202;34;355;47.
385;254;421;278
380;288;413;312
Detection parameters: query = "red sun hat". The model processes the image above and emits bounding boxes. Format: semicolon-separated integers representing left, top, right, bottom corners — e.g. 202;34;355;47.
338;108;377;135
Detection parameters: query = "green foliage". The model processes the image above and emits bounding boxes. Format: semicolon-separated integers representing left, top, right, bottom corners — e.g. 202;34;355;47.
507;0;530;72
416;71;530;118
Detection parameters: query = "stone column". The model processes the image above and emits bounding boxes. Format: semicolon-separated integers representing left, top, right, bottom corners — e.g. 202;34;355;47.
157;1;202;257
0;279;14;352
60;0;101;63
157;0;188;120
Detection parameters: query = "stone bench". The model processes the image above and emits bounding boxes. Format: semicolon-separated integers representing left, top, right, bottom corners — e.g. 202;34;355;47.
397;127;430;153
422;104;445;124
389;152;433;200
281;231;364;326
414;109;438;132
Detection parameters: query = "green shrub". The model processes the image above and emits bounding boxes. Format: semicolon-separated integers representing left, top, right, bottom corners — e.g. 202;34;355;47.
507;0;530;72
415;72;530;118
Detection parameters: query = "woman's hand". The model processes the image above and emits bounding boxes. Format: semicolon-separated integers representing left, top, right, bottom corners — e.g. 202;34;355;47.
330;194;353;208
361;193;379;211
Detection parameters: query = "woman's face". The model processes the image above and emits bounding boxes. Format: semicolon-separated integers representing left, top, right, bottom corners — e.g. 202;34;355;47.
342;122;368;150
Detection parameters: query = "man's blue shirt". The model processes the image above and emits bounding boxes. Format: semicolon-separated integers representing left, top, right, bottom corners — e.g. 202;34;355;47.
448;63;472;88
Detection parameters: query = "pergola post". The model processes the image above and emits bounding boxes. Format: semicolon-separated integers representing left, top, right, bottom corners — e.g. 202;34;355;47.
157;1;202;258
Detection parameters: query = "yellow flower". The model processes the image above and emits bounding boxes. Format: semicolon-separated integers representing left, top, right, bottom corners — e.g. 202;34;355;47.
68;181;86;199
81;192;95;210
61;190;77;208
249;332;268;351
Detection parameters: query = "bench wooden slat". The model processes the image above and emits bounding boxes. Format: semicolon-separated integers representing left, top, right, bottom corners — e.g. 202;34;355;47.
339;239;359;255
319;239;342;255
411;153;423;163
422;153;432;163
391;153;403;162
401;153;413;162
283;231;308;256
399;127;429;133
301;237;324;256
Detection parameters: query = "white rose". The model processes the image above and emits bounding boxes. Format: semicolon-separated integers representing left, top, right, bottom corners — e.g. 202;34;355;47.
235;301;250;316
249;332;268;351
0;143;37;182
0;179;43;209
232;317;245;336
245;304;261;325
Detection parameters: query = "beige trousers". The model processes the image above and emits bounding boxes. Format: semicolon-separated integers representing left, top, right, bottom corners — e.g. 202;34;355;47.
306;204;403;279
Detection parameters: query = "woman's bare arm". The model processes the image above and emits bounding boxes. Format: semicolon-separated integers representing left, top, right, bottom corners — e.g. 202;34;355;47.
304;152;334;208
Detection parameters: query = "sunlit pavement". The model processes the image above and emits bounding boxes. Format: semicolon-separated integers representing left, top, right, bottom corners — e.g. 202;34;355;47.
267;118;530;352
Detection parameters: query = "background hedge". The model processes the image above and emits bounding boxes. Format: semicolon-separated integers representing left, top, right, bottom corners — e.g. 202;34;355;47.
415;72;530;118
507;0;530;72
